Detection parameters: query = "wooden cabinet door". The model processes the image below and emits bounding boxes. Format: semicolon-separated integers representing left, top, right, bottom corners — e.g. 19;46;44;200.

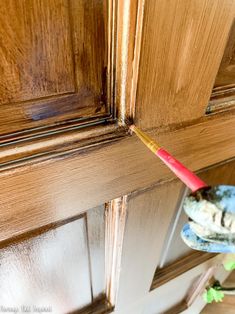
0;1;235;313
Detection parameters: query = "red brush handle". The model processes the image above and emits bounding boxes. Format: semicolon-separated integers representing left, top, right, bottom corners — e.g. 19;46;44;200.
156;148;207;192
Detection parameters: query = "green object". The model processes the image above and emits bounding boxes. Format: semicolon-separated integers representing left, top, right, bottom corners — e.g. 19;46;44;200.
203;287;224;303
224;261;235;271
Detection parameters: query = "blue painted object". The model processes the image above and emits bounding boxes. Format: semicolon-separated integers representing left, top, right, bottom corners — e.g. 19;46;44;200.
181;223;235;253
183;185;235;234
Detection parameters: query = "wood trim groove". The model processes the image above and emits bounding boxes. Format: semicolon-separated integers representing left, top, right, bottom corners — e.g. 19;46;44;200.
107;0;117;118
0;108;235;171
129;0;145;121
105;196;128;305
0;123;128;169
126;155;235;200
69;297;113;314
1;112;235;242
115;0;145;125
163;300;187;314
151;251;215;290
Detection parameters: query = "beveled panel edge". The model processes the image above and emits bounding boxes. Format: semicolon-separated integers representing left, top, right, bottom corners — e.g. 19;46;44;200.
207;85;235;114
105;196;128;306
0;111;235;244
1;105;234;171
150;251;215;291
0;122;128;169
73;296;113;314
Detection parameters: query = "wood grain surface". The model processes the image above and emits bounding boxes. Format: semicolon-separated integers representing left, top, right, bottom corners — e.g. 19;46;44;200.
135;0;235;129
0;111;235;242
105;197;127;305
208;19;235;114
115;180;182;311
0;0;109;135
0;0;74;104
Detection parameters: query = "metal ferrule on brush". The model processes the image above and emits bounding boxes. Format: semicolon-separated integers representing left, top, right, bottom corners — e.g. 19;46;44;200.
130;125;160;154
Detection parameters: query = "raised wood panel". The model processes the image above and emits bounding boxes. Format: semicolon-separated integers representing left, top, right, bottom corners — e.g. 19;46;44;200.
115;181;183;311
0;207;108;313
0;0;74;104
151;251;215;290
157;187;191;268
135;0;235;129
113;255;228;313
0;0;109;136
0;216;92;313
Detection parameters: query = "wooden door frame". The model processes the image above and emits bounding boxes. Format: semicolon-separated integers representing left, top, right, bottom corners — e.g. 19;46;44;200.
0;1;235;313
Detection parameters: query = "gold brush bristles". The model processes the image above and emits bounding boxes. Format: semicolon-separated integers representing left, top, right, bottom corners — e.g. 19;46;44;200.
130;125;161;154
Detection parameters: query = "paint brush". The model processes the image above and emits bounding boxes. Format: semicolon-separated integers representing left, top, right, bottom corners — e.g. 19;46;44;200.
130;124;207;192
130;125;235;253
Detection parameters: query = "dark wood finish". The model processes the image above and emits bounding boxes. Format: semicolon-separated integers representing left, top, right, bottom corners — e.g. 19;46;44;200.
0;0;110;136
208;19;235;114
0;112;235;242
74;297;113;314
151;251;215;290
163;301;187;314
0;124;125;167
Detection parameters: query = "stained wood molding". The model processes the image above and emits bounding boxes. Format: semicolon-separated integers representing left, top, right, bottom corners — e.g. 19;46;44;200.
207;85;235;114
71;297;113;314
163;300;187;314
0;111;235;242
105;196;127;305
163;267;216;314
115;0;145;124
0;123;127;167
162;254;227;314
151;251;215;290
